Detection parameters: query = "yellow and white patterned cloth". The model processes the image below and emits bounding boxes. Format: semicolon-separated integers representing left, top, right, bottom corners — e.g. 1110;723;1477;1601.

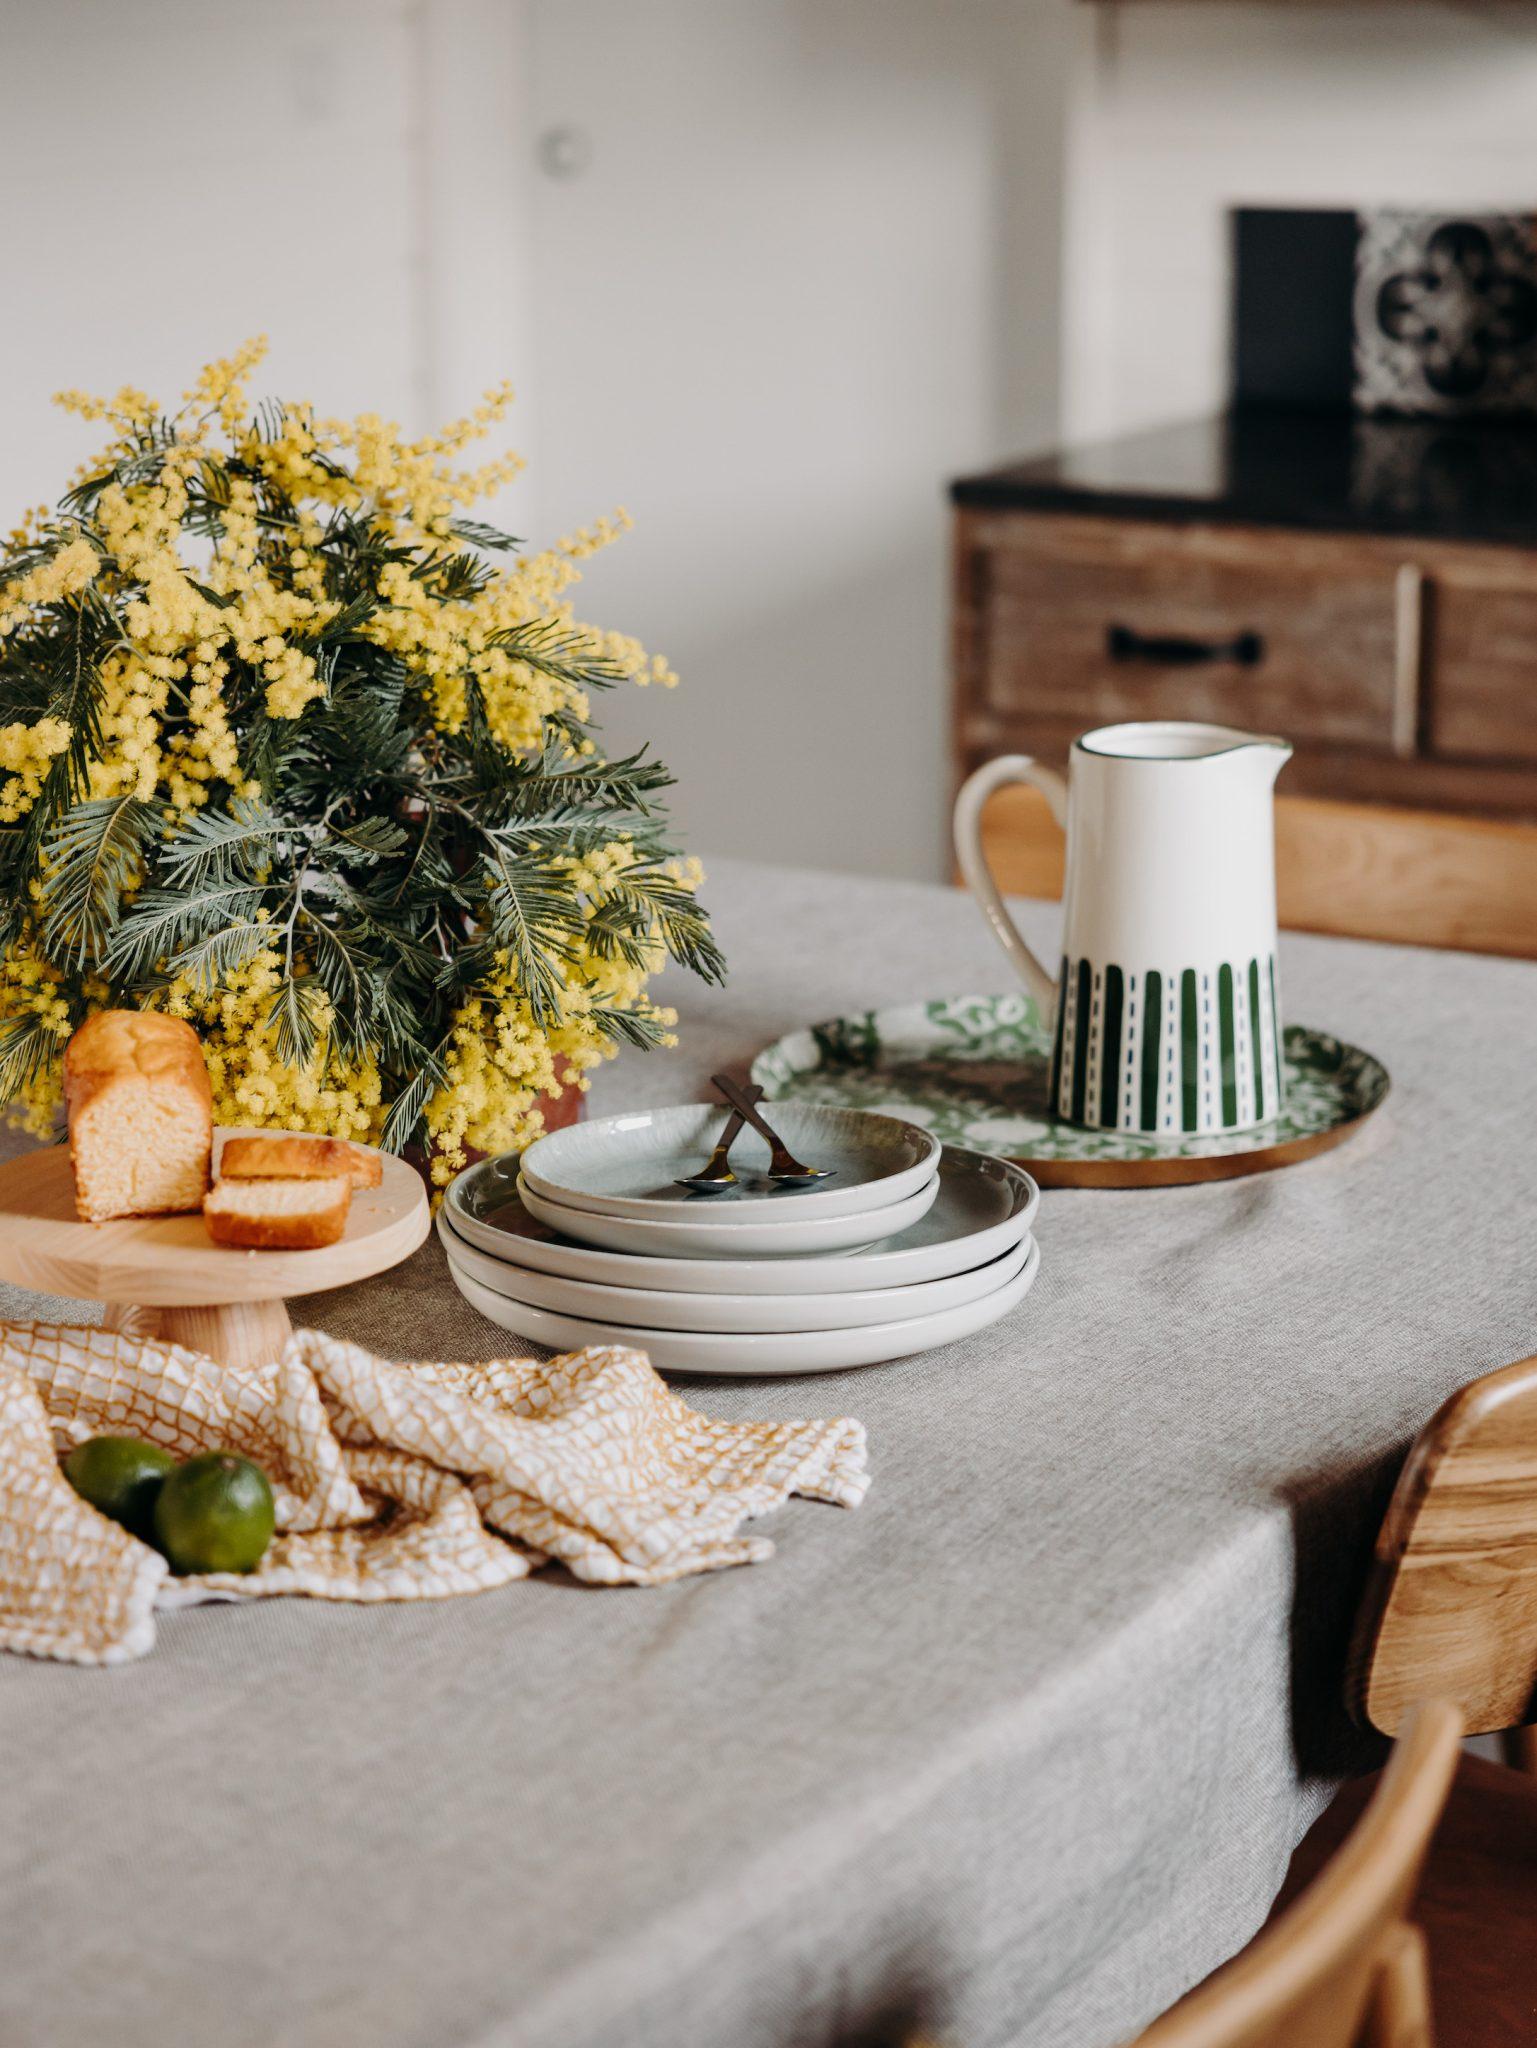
0;1322;870;1666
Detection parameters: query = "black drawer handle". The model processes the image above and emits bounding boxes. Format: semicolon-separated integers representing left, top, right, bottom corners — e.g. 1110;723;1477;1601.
1106;623;1265;668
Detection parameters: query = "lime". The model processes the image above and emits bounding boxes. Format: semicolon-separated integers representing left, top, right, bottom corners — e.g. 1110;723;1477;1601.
152;1451;276;1575
63;1436;176;1542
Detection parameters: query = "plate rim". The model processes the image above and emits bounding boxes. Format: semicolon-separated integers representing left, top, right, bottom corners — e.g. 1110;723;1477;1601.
448;1236;1043;1375
518;1099;941;1222
515;1170;939;1258
438;1206;1034;1332
443;1145;1040;1293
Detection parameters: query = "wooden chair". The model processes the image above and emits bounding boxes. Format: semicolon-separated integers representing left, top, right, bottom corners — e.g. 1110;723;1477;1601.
966;785;1537;961
1140;1354;1537;2046
1134;1702;1460;2048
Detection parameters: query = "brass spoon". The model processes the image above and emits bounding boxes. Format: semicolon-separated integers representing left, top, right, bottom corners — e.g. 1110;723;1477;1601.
711;1073;833;1186
674;1085;764;1194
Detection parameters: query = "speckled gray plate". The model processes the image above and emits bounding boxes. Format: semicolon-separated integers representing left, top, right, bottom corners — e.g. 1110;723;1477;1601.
518;1100;939;1221
445;1236;1042;1376
443;1145;1038;1293
751;994;1390;1189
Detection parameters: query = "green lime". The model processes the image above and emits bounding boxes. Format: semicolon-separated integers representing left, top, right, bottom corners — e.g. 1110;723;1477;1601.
152;1451;276;1575
63;1436;176;1541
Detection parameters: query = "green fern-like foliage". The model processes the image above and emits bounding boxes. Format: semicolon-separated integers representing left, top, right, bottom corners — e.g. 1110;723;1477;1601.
0;345;723;1166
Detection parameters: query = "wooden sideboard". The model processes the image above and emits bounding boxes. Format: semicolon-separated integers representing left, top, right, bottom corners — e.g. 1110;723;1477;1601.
951;506;1537;819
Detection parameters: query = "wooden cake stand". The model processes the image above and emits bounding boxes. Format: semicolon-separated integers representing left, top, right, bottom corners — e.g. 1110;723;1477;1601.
0;1128;430;1368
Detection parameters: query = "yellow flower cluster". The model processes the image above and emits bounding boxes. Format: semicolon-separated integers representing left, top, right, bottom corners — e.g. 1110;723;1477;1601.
47;339;673;779
364;508;673;751
209;476;331;720
0;718;70;823
86;655;168;801
417;830;685;1179
1;339;701;1167
0;537;99;639
343;399;526;535
185;337;269;436
424;951;677;1185
54;384;156;429
158;949;383;1141
0;929;73;1133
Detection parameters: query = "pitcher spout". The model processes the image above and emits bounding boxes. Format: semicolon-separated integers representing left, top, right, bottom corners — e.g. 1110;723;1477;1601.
1234;733;1292;788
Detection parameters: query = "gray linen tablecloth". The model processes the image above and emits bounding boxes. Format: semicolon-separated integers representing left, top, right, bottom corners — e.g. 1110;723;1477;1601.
2;856;1535;2048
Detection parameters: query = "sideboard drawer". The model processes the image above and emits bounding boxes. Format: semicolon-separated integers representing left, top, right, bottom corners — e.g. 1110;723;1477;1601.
972;525;1402;748
1431;581;1537;762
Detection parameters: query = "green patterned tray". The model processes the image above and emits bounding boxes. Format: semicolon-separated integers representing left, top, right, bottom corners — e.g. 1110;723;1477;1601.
751;995;1390;1188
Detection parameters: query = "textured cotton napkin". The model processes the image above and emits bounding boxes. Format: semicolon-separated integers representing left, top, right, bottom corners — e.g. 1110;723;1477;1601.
0;1321;870;1666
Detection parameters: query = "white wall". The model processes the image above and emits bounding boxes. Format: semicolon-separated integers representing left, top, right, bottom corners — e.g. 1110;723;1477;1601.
523;0;1071;881
0;0;1073;884
0;0;425;503
1062;1;1537;441
9;1;1533;878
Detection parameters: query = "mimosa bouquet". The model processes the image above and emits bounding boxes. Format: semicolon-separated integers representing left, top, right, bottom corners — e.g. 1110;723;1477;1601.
0;340;721;1178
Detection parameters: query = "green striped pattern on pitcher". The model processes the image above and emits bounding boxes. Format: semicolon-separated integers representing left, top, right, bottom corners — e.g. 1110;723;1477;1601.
1048;952;1283;1135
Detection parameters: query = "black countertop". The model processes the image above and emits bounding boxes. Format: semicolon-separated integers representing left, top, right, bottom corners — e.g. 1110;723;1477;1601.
950;410;1537;549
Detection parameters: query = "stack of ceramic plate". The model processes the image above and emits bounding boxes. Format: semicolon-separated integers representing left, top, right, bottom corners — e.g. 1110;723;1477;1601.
438;1103;1041;1375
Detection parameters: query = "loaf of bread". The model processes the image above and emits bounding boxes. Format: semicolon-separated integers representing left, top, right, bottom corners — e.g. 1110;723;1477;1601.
203;1176;352;1249
65;1011;213;1222
218;1134;382;1189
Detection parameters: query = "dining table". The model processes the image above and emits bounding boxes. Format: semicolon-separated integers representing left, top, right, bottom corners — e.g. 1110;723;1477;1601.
1;854;1534;2048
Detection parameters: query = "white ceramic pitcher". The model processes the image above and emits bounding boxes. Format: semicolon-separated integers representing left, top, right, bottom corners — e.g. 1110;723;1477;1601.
953;721;1292;1137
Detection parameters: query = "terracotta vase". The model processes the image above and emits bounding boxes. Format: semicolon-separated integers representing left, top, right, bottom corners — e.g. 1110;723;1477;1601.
538;1078;587;1137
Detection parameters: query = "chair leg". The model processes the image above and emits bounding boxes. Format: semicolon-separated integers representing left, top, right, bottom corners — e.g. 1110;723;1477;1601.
1499;1724;1537;1775
1363;1923;1434;2048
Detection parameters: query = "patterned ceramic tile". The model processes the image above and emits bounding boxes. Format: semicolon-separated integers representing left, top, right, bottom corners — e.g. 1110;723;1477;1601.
1355;211;1537;416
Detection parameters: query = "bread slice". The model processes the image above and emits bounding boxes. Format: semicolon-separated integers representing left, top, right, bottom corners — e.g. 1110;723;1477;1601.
65;1011;213;1222
203;1176;352;1250
218;1134;382;1189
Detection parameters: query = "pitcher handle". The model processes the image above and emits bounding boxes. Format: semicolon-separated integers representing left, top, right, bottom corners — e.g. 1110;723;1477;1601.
952;755;1068;1019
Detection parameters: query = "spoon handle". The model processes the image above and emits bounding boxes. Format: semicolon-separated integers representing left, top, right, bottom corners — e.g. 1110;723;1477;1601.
675;1085;766;1190
699;1103;751;1174
710;1074;811;1178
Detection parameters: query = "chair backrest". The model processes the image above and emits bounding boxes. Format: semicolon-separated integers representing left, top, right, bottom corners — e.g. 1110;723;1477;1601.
1351;1353;1537;1737
1132;1702;1461;2048
962;783;1537;960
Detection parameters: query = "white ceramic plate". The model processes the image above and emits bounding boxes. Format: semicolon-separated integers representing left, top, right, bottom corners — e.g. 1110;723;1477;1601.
518;1101;940;1221
516;1171;938;1259
444;1145;1039;1295
438;1205;1034;1334
446;1236;1042;1375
